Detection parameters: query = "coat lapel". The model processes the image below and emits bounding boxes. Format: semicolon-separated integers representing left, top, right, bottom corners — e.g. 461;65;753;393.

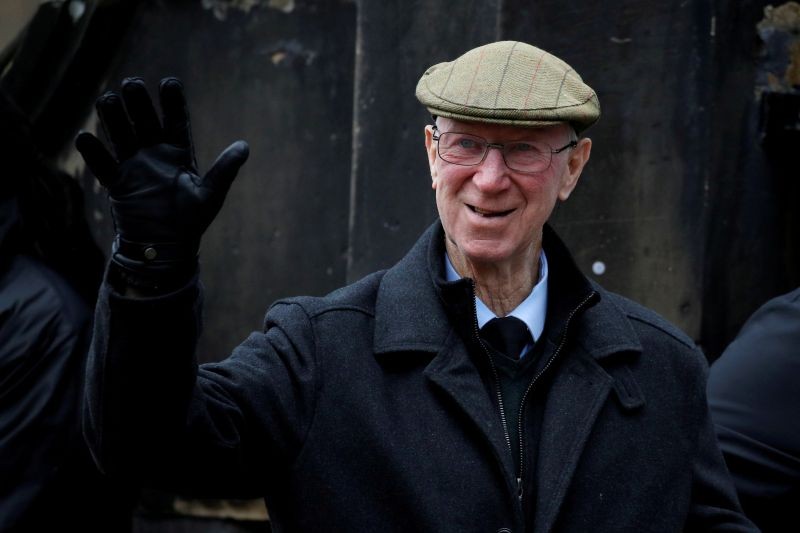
422;330;519;489
373;222;518;496
533;348;614;532
533;290;645;532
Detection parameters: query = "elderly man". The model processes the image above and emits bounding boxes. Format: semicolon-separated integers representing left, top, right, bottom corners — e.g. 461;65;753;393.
77;41;756;532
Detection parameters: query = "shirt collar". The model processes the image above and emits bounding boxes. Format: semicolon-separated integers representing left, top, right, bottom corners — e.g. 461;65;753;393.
444;250;549;342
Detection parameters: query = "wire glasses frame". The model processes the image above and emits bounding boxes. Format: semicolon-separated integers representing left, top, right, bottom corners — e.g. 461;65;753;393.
431;125;577;174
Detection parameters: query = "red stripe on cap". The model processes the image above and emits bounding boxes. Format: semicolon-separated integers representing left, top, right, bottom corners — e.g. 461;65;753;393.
523;51;546;108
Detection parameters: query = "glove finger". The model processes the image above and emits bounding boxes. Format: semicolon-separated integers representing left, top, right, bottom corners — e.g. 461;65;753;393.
121;77;162;147
75;131;119;188
203;140;249;192
159;77;194;156
96;91;137;161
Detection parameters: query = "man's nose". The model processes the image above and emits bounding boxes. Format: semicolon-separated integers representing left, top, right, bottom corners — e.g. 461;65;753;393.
473;146;511;191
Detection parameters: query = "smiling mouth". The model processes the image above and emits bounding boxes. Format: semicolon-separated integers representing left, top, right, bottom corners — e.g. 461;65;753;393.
468;204;515;218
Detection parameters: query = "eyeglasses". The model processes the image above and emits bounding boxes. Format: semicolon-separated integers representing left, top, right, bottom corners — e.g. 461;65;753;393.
431;125;577;174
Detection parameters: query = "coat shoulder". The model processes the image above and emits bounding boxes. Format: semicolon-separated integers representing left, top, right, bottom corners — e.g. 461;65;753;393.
591;287;709;402
268;270;388;321
0;255;90;335
598;287;696;352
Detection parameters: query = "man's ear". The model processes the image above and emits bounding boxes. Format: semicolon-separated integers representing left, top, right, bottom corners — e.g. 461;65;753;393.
558;137;591;201
424;125;439;189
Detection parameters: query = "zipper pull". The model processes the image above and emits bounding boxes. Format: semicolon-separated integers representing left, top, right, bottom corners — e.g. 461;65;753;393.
517;477;524;501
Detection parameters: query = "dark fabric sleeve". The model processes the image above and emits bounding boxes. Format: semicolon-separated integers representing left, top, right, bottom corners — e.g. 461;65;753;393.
83;273;318;498
708;288;800;533
0;259;88;529
1;256;133;531
683;346;760;532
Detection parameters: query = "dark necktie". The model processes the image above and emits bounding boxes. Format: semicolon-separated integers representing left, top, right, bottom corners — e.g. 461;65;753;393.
480;316;532;360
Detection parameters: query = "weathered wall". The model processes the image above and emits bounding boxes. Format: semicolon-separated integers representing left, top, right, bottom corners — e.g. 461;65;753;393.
702;0;800;356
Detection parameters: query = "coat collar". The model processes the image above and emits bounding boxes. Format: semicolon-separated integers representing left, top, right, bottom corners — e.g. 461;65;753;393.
373;221;457;355
373;221;643;362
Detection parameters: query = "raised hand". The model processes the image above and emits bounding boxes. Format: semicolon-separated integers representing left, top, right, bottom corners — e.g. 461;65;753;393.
76;77;249;290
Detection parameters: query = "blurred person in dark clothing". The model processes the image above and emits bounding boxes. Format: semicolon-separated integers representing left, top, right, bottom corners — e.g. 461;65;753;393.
0;87;130;532
708;287;800;533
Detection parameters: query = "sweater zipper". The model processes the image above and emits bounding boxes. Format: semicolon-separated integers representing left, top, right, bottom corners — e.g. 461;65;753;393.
471;278;597;505
470;281;514;458
470;280;530;506
515;291;597;501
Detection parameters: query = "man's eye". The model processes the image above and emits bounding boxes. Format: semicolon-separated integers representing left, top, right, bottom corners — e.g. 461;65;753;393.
510;142;539;153
458;138;479;149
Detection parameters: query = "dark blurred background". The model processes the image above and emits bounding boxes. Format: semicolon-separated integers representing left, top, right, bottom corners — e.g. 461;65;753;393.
1;0;798;530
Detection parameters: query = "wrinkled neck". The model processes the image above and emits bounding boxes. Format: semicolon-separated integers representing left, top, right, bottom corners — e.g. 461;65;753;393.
446;238;541;317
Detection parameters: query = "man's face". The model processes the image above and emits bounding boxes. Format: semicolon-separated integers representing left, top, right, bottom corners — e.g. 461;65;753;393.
425;117;591;269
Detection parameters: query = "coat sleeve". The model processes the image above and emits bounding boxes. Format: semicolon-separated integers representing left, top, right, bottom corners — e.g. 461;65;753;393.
708;288;800;532
0;259;90;528
83;272;319;497
684;347;760;532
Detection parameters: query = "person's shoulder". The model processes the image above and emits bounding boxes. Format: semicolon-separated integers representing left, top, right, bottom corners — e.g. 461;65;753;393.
712;286;800;371
589;286;709;394
0;254;90;332
751;286;800;320
0;255;91;375
268;269;388;321
781;286;800;304
595;284;696;352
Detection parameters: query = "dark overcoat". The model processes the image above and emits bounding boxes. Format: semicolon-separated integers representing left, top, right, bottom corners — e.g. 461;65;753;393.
708;287;800;532
1;196;132;532
84;222;756;532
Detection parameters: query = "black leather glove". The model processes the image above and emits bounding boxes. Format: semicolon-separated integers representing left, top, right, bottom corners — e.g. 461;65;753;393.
76;77;249;291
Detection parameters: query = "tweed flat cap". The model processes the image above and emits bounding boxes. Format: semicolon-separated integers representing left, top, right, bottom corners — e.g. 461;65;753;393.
416;41;600;132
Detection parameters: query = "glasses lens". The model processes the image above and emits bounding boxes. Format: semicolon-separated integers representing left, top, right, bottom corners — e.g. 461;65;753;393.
437;133;487;165
504;141;551;173
436;132;555;173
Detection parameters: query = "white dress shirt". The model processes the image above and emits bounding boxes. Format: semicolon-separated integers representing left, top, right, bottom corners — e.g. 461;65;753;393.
445;250;549;358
